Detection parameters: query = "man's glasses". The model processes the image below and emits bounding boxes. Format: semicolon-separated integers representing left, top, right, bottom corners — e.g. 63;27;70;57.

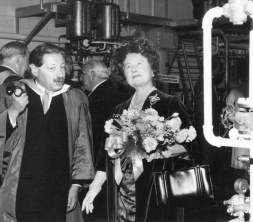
5;81;26;97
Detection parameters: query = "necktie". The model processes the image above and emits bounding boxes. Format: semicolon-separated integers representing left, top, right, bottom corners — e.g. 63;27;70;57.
42;90;49;114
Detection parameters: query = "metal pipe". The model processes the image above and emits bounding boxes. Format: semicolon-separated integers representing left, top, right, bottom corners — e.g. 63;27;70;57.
0;32;66;44
126;0;130;19
177;29;230;97
40;0;45;11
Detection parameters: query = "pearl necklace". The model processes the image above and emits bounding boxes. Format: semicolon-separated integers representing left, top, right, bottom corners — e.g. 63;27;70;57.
130;86;156;110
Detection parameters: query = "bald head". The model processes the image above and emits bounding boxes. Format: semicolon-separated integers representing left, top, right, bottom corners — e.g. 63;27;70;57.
81;59;109;92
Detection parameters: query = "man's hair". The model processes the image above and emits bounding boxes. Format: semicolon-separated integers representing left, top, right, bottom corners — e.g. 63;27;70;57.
0;41;29;63
113;38;160;78
29;42;65;67
82;59;109;79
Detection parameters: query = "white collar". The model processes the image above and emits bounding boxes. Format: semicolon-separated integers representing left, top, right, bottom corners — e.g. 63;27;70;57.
35;80;70;97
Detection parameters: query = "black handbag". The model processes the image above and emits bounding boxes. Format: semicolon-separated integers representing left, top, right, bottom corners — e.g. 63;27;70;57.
153;155;214;207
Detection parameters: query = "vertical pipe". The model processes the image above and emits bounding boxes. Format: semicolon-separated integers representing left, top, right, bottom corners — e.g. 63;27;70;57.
126;0;130;19
151;0;154;16
40;0;45;11
249;20;253;222
136;0;139;14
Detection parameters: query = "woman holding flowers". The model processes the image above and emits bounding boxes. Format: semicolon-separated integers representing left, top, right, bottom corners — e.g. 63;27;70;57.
82;38;196;222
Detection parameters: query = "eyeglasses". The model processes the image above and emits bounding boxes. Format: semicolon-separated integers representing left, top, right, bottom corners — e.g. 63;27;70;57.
5;81;26;97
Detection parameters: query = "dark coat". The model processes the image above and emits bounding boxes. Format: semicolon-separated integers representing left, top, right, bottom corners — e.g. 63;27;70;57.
96;89;191;222
88;80;128;166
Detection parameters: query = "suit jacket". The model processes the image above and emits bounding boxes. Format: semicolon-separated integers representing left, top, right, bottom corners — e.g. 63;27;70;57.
0;79;95;222
0;66;21;84
88;80;126;166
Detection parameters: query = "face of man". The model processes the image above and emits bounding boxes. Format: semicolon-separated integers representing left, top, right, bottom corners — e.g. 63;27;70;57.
31;53;66;92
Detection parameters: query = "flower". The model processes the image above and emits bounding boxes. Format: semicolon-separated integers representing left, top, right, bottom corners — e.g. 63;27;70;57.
104;119;113;134
143;137;158;153
187;126;197;142
149;94;160;106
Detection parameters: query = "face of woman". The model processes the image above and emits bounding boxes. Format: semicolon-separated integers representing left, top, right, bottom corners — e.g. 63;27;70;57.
123;53;153;89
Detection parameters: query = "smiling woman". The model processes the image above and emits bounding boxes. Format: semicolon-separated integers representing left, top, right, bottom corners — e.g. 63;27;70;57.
82;38;195;222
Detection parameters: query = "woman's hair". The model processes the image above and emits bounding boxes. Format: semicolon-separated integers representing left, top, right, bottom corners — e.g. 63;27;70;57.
29;42;65;67
112;38;160;80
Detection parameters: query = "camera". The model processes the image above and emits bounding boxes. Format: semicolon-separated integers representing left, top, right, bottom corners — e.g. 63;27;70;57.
5;81;26;97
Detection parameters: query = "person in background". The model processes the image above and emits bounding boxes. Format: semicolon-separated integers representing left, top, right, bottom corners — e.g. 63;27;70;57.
0;41;29;113
80;59;127;221
0;41;29;84
0;42;94;222
82;38;192;222
81;59;127;165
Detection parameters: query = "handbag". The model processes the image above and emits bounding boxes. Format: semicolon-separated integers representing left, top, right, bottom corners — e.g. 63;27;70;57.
153;154;214;207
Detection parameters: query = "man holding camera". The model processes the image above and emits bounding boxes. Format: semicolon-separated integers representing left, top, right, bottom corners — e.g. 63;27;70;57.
0;41;29;114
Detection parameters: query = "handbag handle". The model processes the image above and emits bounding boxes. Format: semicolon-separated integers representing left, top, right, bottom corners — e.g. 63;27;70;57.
162;149;196;171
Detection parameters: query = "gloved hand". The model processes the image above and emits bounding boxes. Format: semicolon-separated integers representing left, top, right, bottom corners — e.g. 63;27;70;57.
82;171;106;214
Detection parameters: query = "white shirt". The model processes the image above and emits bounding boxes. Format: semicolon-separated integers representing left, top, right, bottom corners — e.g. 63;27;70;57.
35;81;70;110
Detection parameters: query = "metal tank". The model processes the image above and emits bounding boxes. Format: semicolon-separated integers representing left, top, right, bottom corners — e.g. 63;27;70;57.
95;3;120;41
66;0;91;40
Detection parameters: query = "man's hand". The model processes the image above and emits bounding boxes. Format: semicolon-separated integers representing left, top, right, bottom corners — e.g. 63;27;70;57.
8;88;28;122
67;185;79;212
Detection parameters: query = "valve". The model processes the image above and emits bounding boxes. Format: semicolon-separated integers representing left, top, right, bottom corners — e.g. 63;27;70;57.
224;178;250;222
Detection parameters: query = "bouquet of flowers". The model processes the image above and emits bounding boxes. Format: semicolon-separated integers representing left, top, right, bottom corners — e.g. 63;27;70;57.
104;94;197;183
105;108;196;160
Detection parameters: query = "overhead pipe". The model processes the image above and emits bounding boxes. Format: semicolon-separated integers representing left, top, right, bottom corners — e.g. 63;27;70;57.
0;32;66;45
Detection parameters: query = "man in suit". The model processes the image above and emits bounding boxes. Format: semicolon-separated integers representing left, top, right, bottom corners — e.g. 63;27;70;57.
0;41;29;84
81;59;126;165
0;41;29;114
81;59;128;221
0;42;94;222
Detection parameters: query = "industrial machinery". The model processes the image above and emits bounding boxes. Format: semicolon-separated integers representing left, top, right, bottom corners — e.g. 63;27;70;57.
224;178;250;222
203;0;253;221
65;0;120;65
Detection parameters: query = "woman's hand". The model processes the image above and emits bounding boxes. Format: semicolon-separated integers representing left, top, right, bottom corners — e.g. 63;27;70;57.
82;184;101;214
82;171;107;214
